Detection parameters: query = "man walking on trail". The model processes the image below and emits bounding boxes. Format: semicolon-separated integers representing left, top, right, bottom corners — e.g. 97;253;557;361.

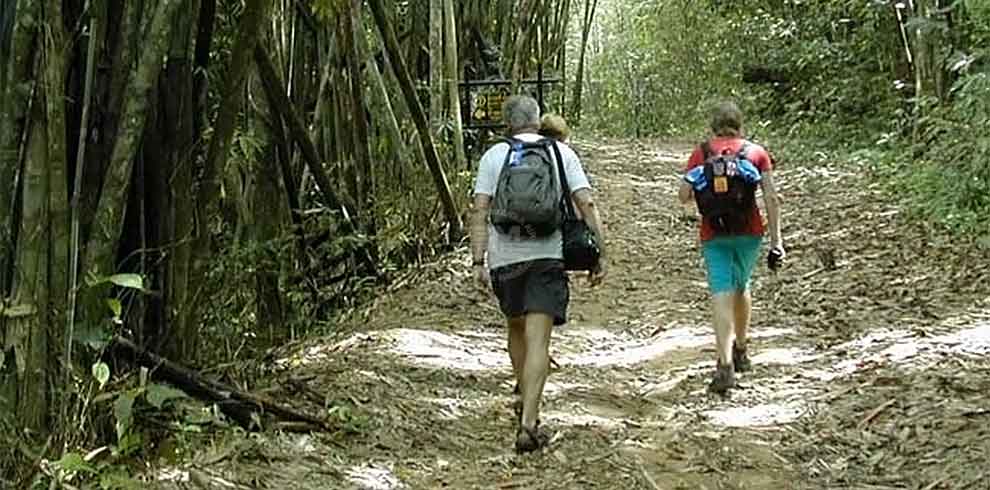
679;101;784;394
471;95;607;452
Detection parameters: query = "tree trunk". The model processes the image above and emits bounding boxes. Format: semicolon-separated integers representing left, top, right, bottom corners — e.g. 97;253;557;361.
195;0;274;249
192;0;215;139
367;47;409;179
0;1;40;297
369;0;463;241
911;0;940;142
182;0;273;360
8;96;50;434
342;0;375;217
443;0;466;169
252;137;286;344
84;0;181;283
66;0;102;426
429;0;444;128
41;0;70;430
254;45;355;222
156;0;198;357
79;0;140;245
571;0;598;123
509;0;539;92
254;44;380;277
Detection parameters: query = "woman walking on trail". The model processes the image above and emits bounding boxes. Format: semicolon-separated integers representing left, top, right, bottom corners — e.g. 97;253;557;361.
679;101;784;394
471;96;607;452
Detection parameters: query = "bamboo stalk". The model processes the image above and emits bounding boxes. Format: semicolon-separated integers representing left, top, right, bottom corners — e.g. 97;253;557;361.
67;0;102;429
368;0;463;241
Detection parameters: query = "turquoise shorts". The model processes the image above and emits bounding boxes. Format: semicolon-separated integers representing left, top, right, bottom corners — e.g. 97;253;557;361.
702;235;763;295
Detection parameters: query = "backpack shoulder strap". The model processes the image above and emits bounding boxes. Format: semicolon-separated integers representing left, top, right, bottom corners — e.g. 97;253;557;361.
549;141;578;218
499;137;519;167
700;140;713;161
736;140;751;159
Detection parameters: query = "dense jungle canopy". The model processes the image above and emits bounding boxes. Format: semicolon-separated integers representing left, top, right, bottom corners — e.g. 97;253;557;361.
1;0;988;487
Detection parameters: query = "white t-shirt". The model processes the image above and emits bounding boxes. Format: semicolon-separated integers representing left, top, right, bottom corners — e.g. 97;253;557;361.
473;132;591;270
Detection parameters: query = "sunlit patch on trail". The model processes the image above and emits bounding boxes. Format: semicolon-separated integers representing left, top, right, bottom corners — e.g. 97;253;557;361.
155;468;190;483
556;325;795;367
274;333;377;369
543;379;594;396
346;463;405;490
750;347;821;366
383;328;507;371
543;410;623;429
927;322;990;355
703;402;805;427
423;396;493;420
812;318;990;379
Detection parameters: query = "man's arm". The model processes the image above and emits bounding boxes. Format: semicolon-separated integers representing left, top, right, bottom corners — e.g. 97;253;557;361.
573;189;607;261
471;194;491;265
760;170;782;248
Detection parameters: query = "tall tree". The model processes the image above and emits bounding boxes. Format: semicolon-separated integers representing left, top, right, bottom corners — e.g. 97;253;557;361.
369;0;463;241
0;1;40;298
430;0;445;128
571;0;598;122
82;0;183;361
181;0;274;359
444;0;467;168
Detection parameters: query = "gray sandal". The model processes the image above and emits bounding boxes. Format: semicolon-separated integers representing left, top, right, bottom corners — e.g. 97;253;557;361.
515;423;548;453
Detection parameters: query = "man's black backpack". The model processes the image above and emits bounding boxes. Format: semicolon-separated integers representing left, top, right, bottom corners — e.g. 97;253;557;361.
490;137;562;238
694;141;758;234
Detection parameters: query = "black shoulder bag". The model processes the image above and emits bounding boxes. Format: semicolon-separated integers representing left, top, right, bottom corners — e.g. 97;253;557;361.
550;142;601;271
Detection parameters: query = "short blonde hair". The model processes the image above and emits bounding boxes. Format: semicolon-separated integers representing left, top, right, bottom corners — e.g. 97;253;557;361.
539;114;571;142
711;101;744;137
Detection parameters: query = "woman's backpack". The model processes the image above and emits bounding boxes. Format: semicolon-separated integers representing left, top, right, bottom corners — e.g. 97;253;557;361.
693;141;760;234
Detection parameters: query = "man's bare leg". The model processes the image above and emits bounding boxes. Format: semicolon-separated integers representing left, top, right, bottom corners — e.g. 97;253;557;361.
733;289;752;347
709;293;737;393
507;317;526;391
519;313;553;431
732;290;753;371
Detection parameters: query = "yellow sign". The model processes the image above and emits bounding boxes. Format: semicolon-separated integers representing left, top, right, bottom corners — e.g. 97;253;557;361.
472;89;508;124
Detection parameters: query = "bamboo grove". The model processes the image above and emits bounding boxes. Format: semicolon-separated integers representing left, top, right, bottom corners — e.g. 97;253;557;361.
0;0;590;472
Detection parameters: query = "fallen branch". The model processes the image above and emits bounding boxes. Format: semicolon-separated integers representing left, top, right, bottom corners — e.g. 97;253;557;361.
858;398;897;429
110;336;332;432
637;457;661;490
498;478;537;489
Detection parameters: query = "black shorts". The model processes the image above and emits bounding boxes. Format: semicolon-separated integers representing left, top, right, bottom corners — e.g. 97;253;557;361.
490;259;569;326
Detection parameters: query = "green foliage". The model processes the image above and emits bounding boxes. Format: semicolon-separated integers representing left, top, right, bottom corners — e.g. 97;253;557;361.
582;0;989;235
582;1;907;137
36;364;192;489
582;3;740;136
904;72;990;235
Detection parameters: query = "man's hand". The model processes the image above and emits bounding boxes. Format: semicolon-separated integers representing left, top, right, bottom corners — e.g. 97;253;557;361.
589;259;608;286
474;264;491;290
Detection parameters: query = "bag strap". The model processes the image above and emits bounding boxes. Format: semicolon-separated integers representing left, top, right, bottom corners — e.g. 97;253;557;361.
702;139;751;160
701;140;713;161
549;141;578;219
499;137;520;168
736;141;751;160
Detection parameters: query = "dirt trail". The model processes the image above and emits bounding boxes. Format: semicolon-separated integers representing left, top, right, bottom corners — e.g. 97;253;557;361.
156;139;990;490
